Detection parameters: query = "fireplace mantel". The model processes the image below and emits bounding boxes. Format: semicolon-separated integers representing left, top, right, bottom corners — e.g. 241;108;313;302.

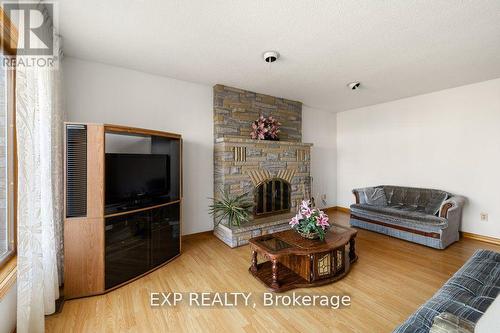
215;136;313;147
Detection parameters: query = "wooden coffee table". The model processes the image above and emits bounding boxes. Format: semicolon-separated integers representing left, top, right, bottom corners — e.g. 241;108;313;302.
249;223;357;292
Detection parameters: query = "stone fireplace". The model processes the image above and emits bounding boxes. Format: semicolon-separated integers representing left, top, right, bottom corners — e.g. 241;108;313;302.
213;85;312;248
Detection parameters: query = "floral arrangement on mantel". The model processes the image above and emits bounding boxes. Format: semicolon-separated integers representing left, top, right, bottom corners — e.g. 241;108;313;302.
289;200;330;240
250;115;281;140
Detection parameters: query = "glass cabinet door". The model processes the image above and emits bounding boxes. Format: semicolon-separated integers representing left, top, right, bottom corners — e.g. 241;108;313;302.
105;210;151;289
150;203;180;267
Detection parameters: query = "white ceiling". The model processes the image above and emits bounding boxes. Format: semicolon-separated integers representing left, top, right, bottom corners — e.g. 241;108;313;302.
58;0;500;112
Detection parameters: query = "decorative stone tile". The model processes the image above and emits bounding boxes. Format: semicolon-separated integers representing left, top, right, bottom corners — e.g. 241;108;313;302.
233;146;246;162
266;153;279;161
213;84;302;142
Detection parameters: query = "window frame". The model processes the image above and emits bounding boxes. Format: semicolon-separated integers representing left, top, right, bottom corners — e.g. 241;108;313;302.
0;6;17;269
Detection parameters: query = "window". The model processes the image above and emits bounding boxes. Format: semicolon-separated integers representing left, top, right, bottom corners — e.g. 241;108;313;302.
0;50;15;267
0;5;16;267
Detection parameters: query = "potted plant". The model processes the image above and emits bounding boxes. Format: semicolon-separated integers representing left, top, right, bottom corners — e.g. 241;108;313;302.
289;200;330;240
209;189;252;227
250;115;281;140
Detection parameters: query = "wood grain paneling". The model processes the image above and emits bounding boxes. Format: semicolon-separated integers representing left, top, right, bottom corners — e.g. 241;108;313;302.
104;200;181;218
0;256;16;299
279;254;310;281
64;123;105;298
104;124;181;139
86;125;104;218
63;217;104;298
0;6;18;55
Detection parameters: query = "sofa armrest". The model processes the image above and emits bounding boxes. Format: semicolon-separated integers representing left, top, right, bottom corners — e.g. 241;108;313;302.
439;195;466;218
430;312;475;333
352;189;361;204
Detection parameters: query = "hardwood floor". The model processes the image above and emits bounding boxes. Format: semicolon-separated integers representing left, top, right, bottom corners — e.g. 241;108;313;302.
46;211;500;332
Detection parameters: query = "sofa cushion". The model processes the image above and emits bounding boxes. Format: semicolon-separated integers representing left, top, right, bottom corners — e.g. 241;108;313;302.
382;186;449;216
363;187;388;206
425;191;450;215
351;203;448;227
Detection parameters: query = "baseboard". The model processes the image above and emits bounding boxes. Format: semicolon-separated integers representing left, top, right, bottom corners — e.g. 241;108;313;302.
461;232;500;246
335;206;351;213
182;230;213;241
324;206;350;214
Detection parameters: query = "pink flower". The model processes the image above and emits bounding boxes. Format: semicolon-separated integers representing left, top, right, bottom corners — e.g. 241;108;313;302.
303;207;312;218
249;115;281;140
316;212;330;230
299;200;312;218
289;215;300;226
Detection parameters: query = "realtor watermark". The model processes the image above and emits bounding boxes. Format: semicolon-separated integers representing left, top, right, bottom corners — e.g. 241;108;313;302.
1;1;58;68
150;292;352;310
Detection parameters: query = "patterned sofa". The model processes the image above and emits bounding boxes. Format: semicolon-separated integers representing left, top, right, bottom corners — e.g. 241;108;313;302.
393;249;500;333
350;185;465;249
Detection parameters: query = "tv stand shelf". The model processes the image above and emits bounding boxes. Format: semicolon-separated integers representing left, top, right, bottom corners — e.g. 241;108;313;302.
104;199;181;218
64;123;182;299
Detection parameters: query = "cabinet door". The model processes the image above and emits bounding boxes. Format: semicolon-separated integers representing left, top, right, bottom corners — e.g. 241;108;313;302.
150;203;180;267
105;211;151;289
313;251;334;280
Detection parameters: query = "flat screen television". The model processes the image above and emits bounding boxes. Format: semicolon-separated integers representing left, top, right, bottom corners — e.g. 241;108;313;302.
105;153;170;213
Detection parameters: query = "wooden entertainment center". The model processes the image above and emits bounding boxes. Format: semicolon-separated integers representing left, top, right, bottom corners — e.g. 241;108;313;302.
63;123;182;299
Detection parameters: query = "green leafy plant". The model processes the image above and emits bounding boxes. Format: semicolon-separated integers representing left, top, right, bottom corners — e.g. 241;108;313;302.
209;189;252;227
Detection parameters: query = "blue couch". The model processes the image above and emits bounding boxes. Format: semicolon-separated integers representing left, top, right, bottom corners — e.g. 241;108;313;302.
350;186;465;249
393;249;500;332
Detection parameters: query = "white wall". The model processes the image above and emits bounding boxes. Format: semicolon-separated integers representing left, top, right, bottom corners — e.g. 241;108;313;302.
0;283;16;333
63;57;213;235
63;57;337;234
337;78;500;238
303;106;337;209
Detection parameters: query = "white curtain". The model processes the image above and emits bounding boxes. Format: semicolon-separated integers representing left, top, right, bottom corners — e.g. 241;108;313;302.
15;5;64;333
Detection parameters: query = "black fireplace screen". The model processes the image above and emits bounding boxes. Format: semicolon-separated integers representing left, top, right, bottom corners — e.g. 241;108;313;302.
254;178;291;217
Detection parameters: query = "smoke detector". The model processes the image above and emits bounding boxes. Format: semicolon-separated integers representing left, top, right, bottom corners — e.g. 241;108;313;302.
263;51;280;63
347;82;361;90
